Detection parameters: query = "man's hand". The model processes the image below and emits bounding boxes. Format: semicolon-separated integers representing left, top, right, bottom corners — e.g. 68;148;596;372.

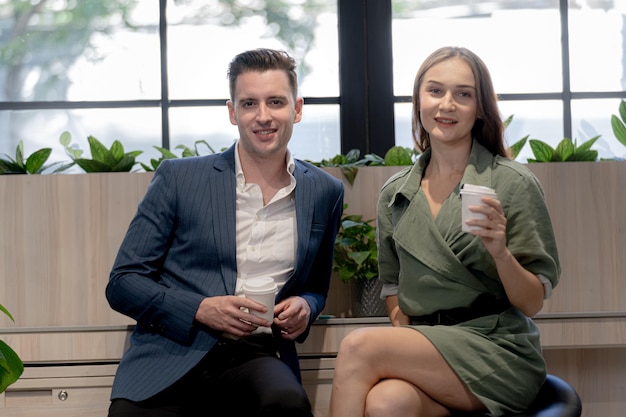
273;296;311;341
194;295;271;337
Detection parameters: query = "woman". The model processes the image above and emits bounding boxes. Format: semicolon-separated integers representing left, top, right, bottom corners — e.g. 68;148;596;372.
328;46;560;417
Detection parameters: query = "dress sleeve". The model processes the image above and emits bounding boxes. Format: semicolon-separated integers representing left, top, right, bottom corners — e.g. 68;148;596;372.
502;172;561;290
377;178;401;287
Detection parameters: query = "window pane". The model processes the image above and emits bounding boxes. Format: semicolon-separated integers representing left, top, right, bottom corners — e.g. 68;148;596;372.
0;1;160;102
169;107;239;154
568;2;626;92
0;108;162;169
393;102;414;151
498;100;564;162
170;104;340;163
571;99;626;160
391;1;562;96
166;0;339;99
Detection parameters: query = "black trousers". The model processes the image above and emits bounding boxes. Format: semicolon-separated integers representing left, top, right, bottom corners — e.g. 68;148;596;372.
108;334;313;417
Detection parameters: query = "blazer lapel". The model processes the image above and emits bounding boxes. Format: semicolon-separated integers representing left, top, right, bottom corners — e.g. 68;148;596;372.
294;163;314;273
210;148;238;294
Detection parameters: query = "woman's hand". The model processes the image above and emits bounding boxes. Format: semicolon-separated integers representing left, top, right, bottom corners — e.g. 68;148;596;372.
466;196;508;260
467;197;545;316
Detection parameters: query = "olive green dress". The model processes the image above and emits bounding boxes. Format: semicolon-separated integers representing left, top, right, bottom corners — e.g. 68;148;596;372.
377;141;560;416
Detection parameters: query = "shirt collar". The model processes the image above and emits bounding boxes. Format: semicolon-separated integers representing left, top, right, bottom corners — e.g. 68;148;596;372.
234;140;295;184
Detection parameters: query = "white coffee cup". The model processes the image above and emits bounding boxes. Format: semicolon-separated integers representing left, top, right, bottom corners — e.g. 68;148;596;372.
460;184;497;232
242;277;277;327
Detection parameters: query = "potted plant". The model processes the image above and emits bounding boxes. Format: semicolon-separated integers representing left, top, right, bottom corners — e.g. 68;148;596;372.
309;145;417;185
333;206;386;317
0;140;71;174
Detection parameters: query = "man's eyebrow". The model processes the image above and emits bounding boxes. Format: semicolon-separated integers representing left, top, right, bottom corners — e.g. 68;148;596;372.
268;95;289;100
238;95;288;102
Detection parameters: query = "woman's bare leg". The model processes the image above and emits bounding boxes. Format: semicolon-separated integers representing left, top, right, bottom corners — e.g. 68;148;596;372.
364;378;451;417
328;326;487;417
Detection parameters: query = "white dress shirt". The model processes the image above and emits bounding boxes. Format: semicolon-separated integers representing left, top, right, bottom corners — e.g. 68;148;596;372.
233;141;298;296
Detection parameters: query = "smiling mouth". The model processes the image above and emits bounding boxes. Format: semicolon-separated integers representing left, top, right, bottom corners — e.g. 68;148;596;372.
435;118;456;125
255;128;277;135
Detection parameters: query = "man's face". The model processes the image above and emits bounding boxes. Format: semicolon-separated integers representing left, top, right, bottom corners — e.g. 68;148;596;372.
227;70;303;160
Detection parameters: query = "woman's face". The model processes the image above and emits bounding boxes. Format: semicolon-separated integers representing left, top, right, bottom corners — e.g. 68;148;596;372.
419;57;478;147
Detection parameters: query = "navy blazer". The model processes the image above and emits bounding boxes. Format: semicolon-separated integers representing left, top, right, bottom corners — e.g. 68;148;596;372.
106;144;344;401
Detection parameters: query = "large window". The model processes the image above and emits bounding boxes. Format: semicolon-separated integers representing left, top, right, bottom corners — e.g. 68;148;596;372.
391;0;626;161
0;0;340;165
1;0;626;166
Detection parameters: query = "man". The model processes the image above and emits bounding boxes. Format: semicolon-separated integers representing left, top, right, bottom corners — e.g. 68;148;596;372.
106;48;344;417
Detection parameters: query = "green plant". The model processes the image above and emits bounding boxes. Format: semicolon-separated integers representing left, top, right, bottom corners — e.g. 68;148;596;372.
611;99;626;148
140;139;218;172
0;304;23;393
60;131;143;172
504;115;529;160
333;206;378;282
0;140;71;175
310;146;417;185
526;136;600;162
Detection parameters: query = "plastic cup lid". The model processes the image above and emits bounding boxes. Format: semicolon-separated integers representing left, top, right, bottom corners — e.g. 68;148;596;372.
243;277;277;293
460;184;497;196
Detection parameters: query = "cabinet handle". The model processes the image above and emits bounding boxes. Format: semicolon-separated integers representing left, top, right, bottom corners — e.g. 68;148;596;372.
58;390;69;401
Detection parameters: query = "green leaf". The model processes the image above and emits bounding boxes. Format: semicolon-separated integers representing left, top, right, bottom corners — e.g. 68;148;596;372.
0;159;24;174
59;131;72;147
140;163;153;172
0;340;24;393
345;149;361;163
25;148;52;174
109;140;125;162
52;161;76;173
359;153;385;166
570;149;597;161
64;144;83;159
15;140;25;168
87;136;114;165
340;165;359;186
555;138;575;161
503;114;514;129
576;135;600;153
0;304;14;322
619;100;626;123
194;139;216;155
348;251;371;265
154;146;178;159
383;146;413;165
509;136;528;159
111;155;136;172
529;139;555;162
176;144;196;158
611;114;626;147
74;158;112;173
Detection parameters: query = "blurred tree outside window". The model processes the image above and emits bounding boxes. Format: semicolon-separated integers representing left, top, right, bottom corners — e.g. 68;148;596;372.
0;0;340;165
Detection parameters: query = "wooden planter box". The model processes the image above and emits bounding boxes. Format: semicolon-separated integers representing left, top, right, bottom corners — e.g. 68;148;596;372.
0;162;624;417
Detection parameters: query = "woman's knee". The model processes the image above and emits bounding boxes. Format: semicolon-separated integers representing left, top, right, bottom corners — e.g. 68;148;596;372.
337;327;381;361
364;379;419;417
